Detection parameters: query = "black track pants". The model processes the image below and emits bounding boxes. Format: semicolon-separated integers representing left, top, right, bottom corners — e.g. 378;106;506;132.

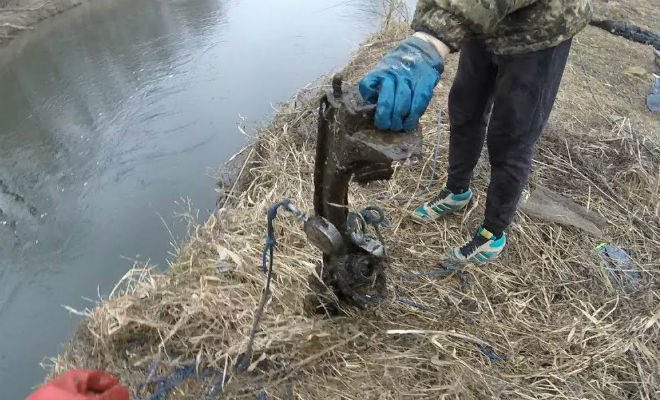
445;39;572;236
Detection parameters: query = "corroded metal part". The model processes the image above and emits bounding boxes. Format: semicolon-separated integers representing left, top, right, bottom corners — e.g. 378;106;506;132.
303;216;343;255
306;74;422;310
313;75;422;239
346;211;385;258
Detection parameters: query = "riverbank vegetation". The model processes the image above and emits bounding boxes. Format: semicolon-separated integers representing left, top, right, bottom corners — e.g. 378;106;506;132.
51;2;659;398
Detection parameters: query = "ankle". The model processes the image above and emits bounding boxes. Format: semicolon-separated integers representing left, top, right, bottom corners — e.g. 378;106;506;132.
446;184;469;194
481;225;504;239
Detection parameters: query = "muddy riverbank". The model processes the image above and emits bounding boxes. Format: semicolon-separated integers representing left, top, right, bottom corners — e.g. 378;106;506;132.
0;0;401;398
52;4;660;399
0;0;86;46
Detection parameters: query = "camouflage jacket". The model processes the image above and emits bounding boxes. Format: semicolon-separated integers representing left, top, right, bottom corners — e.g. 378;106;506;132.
412;0;592;54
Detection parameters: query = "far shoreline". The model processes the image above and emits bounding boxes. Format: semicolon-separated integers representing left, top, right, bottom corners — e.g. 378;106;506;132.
1;0;87;48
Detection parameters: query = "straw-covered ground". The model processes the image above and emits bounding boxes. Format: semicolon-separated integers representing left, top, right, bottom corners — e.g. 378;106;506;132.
52;3;659;399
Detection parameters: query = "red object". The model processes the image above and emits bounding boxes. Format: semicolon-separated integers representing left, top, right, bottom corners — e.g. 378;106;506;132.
26;369;129;400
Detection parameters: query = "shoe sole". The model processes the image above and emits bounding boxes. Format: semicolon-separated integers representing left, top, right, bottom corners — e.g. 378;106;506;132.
444;249;503;267
410;208;456;224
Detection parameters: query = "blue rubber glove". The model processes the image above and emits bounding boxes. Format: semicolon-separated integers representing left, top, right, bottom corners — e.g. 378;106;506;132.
359;36;444;131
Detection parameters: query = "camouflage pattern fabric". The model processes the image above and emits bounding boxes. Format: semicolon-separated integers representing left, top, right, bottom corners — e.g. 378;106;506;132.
412;0;592;54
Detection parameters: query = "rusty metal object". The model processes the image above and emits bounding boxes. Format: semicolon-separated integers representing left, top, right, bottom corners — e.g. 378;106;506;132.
306;75;421;310
303;216;343;255
346;211;385;257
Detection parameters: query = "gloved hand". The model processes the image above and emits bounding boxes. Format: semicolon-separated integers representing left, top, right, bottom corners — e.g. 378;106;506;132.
26;369;129;400
359;36;444;131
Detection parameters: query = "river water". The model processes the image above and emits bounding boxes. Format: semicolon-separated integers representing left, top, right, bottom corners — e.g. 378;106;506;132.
0;0;413;397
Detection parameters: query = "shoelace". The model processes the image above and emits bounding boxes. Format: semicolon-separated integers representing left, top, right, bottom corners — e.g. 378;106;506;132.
427;188;453;208
459;232;490;257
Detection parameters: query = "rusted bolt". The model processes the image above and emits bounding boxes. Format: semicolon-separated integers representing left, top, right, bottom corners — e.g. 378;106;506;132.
332;74;343;98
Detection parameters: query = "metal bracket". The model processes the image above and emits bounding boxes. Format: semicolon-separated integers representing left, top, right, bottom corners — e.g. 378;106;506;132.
306;74;422;309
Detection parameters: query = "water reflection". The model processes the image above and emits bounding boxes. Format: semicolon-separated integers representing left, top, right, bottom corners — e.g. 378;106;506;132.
0;0;225;257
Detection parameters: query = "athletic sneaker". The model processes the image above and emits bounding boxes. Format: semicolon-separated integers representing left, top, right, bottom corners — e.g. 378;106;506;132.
444;226;506;266
412;187;472;222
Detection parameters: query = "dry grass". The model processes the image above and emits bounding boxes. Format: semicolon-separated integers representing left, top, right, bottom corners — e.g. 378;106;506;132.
51;8;660;400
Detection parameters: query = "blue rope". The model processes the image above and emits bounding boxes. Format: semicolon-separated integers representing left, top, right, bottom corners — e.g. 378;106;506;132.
135;363;226;400
134;360;160;396
393;296;431;311
238;200;298;373
480;345;504;361
392;296;505;362
135;201;299;399
262;200;293;273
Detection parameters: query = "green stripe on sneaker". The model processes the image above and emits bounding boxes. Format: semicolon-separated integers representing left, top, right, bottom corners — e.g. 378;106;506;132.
451;190;472;201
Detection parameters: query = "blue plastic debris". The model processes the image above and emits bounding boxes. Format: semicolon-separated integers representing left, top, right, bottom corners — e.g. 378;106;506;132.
595;243;642;291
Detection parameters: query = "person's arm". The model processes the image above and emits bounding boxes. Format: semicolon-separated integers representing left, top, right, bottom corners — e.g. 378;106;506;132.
358;35;445;131
359;0;537;131
412;0;538;51
413;31;451;59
